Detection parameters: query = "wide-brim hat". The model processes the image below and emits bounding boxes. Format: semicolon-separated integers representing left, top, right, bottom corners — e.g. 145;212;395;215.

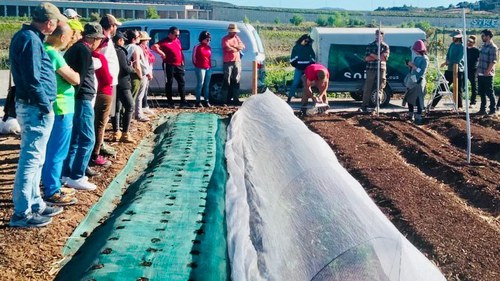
139;31;151;41
32;2;67;23
450;29;463;38
83;22;106;39
227;23;240;33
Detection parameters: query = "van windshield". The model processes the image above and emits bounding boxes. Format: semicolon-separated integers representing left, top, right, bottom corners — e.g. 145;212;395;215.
252;29;265;53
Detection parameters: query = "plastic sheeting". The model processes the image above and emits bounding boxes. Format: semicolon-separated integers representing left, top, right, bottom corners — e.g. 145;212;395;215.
225;91;445;281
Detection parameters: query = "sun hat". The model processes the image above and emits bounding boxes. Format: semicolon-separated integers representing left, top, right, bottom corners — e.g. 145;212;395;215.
412;40;427;53
227;23;240;33
63;8;81;19
100;14;122;27
83;22;106;39
67;19;84;32
450;29;463;38
138;31;151;41
32;2;67;23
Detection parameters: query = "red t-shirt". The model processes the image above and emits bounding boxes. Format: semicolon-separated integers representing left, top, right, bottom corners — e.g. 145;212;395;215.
304;64;329;81
157;37;183;66
192;43;211;69
92;51;113;96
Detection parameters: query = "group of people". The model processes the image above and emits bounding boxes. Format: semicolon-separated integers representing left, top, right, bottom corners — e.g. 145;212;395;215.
290;28;498;123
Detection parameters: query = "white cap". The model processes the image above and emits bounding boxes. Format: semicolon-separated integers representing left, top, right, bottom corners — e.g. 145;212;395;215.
63;8;81;19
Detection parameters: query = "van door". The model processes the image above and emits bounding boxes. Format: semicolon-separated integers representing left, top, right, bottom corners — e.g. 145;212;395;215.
148;29;193;95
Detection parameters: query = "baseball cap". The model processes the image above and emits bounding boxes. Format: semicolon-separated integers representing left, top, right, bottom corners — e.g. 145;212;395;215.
450;29;463;38
100;14;122;27
63;8;81;19
83;22;106;39
32;2;67;23
113;30;127;42
67;19;84;32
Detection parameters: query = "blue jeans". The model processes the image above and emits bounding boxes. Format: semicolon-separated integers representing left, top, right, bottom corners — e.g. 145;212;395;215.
13;103;54;217
42;113;74;198
63;99;95;180
289;68;304;98
195;68;212;102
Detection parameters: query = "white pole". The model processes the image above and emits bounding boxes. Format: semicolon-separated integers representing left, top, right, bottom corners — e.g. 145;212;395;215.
376;22;382;115
462;8;471;163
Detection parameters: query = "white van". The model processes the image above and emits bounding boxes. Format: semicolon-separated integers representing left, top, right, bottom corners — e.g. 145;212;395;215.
311;27;426;106
119;19;266;103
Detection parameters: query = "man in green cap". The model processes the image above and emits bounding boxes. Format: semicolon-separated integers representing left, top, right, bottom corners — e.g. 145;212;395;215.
9;2;67;227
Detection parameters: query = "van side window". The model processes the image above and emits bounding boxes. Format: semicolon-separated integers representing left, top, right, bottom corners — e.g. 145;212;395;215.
117;26;142;34
150;29;190;51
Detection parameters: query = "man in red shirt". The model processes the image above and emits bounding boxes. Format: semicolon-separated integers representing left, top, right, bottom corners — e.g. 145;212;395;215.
152;26;187;107
302;63;330;107
221;23;245;105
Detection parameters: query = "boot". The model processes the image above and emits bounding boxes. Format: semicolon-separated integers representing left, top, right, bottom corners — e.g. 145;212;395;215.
414;114;423;125
120;132;136;144
111;131;122;142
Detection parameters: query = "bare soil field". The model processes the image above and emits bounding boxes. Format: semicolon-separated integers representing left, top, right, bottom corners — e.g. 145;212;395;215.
0;104;498;281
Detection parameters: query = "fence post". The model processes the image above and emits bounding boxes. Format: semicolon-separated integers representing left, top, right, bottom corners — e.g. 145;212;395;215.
252;61;258;95
453;63;458;105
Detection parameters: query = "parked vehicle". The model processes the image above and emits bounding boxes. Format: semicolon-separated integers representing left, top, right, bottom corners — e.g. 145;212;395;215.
310;27;426;106
119;19;266;102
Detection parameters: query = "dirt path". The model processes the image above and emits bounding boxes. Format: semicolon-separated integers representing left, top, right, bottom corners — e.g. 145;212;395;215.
305;113;499;281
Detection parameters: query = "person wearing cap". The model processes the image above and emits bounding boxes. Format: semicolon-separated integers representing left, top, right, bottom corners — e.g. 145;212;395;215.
139;31;156;115
41;23;80;206
404;40;429;125
124;29;147;123
136;31;154;120
301;63;330;107
62;23;105;192
193;31;212;107
433;29;465;109
221;23;246;106
111;31;136;144
66;19;84;50
477;29;497;115
288;34;316;103
152;26;187;108
359;29;390;113
63;8;81;20
98;14;122;157
9;2;67;227
467;35;480;106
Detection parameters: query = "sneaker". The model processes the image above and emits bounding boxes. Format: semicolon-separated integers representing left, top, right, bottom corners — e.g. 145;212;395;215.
61;176;69;185
10;213;52;228
195;102;203;108
487;109;496;115
60;187;76;196
120;133;137;144
358;106;369;113
143;107;155;115
203;101;211;108
111;131;122;142
414;118;424;125
39;206;64;217
85;167;101;177
476;110;487;115
45;192;77;206
101;143;117;157
136;115;150;122
66;177;97;191
180;101;191;108
92;155;112;167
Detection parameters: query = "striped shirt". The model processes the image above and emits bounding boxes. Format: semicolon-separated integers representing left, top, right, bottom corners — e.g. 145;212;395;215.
477;41;498;76
365;41;390;70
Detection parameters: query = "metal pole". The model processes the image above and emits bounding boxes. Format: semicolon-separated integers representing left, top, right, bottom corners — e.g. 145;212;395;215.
462;8;471;163
376;22;381;115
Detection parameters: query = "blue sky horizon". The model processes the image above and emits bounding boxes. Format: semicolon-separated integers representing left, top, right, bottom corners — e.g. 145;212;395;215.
216;1;463;10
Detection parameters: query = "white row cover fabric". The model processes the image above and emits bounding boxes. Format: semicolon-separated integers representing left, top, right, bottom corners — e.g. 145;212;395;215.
225;90;445;281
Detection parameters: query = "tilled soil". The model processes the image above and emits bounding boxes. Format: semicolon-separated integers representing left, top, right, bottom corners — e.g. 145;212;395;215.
304;112;499;281
0;106;498;281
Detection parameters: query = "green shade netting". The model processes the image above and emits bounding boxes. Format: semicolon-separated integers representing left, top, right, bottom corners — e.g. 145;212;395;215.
57;113;229;281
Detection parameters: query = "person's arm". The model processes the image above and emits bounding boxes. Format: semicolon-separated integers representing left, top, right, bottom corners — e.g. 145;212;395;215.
57;65;80;85
485;46;498;75
132;48;142;77
151;42;166;60
222;37;238;53
22;38;51;112
381;44;390;61
237;36;245;50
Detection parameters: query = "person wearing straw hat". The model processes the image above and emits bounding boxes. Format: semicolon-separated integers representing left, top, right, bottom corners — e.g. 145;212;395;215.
221;23;245;106
476;29;497;115
359;29;390;113
466;35;480;107
433;29;465;109
9;2;68;227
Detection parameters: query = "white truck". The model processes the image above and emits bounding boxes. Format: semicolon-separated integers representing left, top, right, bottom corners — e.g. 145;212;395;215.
310;27;426;106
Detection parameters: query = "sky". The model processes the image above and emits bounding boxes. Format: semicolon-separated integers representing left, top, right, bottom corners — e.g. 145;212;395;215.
219;0;462;10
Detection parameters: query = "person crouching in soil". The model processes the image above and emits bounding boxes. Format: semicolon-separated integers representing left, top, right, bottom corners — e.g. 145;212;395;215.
404;40;429;125
301;63;330;107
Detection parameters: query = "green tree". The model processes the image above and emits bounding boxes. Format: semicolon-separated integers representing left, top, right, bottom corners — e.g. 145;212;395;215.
415;21;432;33
146;7;160;19
289;14;304;26
316;16;328;27
327;16;335;26
274;17;280;24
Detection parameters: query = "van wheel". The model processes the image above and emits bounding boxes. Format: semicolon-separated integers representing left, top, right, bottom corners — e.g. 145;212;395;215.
369;88;391;107
349;92;363;101
209;76;224;104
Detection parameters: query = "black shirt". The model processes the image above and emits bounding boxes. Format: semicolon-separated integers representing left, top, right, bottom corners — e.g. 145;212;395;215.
466;47;480;71
64;41;95;100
